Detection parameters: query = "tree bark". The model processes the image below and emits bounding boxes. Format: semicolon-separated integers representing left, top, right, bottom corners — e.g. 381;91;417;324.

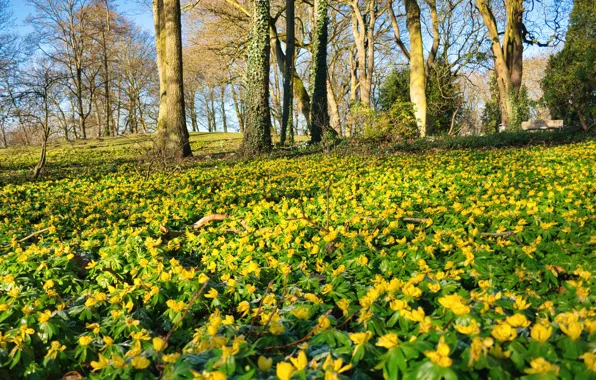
220;87;228;133
242;0;273;154
310;0;332;143
405;0;427;137
476;0;525;130
280;0;295;145
154;0;192;158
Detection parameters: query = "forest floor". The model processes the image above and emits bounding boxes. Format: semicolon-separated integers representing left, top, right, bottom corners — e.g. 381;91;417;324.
0;133;595;379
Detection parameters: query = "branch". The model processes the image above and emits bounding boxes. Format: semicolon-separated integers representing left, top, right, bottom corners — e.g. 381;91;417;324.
192;214;229;229
480;231;523;245
1;227;51;248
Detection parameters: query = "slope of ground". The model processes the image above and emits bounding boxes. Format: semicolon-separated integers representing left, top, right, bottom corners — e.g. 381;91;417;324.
0;138;595;379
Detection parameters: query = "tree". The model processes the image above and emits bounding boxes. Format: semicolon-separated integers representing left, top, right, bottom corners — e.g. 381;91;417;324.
474;0;567;130
242;0;272;154
280;0;294;145
542;0;595;132
153;0;192;158
403;0;427;136
309;0;332;144
27;0;100;140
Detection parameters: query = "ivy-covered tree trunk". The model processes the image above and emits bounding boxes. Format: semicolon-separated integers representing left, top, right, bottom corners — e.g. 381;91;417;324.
153;0;192;159
280;0;295;146
242;0;272;155
404;0;427;137
310;0;335;144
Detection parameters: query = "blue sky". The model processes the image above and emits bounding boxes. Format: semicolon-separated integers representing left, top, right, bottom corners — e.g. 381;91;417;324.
8;0;155;36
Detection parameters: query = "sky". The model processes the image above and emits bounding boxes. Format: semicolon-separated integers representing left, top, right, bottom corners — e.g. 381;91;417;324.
8;0;155;36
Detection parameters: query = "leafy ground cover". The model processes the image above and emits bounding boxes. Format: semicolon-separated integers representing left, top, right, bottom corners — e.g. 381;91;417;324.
0;137;595;379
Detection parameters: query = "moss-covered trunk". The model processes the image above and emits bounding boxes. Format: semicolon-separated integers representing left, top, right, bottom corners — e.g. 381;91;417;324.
310;0;334;144
242;0;272;154
280;0;295;146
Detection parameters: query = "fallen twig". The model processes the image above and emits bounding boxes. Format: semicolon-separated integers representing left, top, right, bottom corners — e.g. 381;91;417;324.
481;231;524;245
163;280;209;344
192;214;229;229
264;310;332;350
1;227;52;249
402;217;430;223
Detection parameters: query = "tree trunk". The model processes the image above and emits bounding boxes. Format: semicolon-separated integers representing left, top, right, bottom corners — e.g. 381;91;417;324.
310;0;334;144
404;0;427;137
0;120;7;148
476;0;521;130
34;96;50;180
210;88;217;132
76;67;86;140
327;78;342;136
271;26;311;129
154;0;192;157
188;90;199;132
280;0;295;145
242;0;272;154
220;87;228;133
504;0;524;93
230;83;245;132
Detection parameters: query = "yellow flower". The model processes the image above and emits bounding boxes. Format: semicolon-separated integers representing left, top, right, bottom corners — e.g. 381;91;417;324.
402;283;422;299
317;315;331;331
79;335;93;346
322;355;352;377
491;323;517;341
198;273;209;284
427;283;441;293
560;322;583;340
112;355;126;368
524;357;559;375
205;288;219;299
258;356;273;372
44;341;66;360
91;354;110;371
238;301;250;317
530;323;553;342
336;299;350;315
424;336;452;368
291;307;310;320
163;353;180;363
131;356;151;369
454;319;480;335
582;352;596;372
376;333;399;349
390;299;408;311
276;362;296;380
38;310;52;323
166;299;185;312
153;337;167;351
349;330;372;356
290;351;308;371
506;314;531;328
321;284;333;295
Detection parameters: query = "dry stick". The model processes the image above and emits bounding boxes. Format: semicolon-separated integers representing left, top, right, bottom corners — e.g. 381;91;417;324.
336;309;360;330
288;198;329;233
263;310;333;351
481;231;524;245
258;275;290;337
163;281;209;344
192;214;229;229
325;181;331;230
1;227;52;249
248;279;275;336
402;217;430;223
